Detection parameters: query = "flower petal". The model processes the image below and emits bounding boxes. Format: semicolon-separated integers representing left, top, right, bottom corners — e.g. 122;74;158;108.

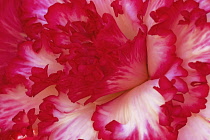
44;1;89;30
178;115;210;140
92;80;177;140
194;0;210;12
0;0;26;78
20;0;66;24
87;0;146;39
177;75;210;140
6;40;63;90
147;28;177;79
38;93;98;140
0;85;58;132
57;28;148;103
144;0;174;29
150;0;210;67
44;0;148;103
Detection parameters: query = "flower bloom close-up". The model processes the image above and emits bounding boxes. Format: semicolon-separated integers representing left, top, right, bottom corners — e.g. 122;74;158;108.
0;0;210;139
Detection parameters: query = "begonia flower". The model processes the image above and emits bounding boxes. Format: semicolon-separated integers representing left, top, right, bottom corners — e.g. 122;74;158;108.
0;0;210;139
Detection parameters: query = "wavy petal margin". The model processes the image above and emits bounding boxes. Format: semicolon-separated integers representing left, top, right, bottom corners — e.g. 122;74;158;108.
92;80;177;140
38;93;98;140
0;85;58;138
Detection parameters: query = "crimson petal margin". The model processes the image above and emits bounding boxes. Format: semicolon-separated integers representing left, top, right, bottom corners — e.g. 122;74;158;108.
150;0;210;68
6;40;63;95
57;28;148;103
0;85;58;135
178;81;210;140
147;27;177;79
38;93;98;140
92;80;177;140
20;0;66;24
45;0;148;103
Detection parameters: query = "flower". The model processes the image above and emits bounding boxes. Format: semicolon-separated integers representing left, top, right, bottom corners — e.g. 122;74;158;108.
0;0;210;139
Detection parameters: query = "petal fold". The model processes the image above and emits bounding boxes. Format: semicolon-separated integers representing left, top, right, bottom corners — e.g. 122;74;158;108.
38;93;98;140
92;80;177;140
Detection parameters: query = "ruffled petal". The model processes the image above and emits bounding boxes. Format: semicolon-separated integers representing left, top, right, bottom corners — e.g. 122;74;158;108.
92;80;177;140
88;0;173;39
148;0;210;78
57;28;148;103
0;85;58;133
20;0;66;24
86;0;145;39
43;1;148;103
44;1;91;30
150;0;210;66
144;0;174;29
6;39;63;96
178;78;210;140
38;93;98;140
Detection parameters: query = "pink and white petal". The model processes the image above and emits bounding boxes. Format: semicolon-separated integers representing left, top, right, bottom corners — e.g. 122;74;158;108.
86;0;143;39
148;0;210;78
176;24;210;68
194;0;210;12
150;0;210;67
199;75;210;120
44;1;90;30
177;75;210;140
0;85;58;132
147;28;177;79
144;0;173;29
92;80;177;140
38;93;98;140
7;40;63;83
0;0;26;78
178;115;210;140
156;58;209;116
20;0;66;24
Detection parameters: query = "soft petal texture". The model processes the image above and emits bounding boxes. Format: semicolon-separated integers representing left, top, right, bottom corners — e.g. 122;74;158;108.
194;0;210;12
200;75;210;120
57;29;148;103
177;75;210;140
144;0;174;29
0;85;58;133
92;80;177;140
0;0;210;139
88;0;174;39
38;93;98;140
44;1;89;30
6;39;63;96
154;58;209;132
147;28;176;79
147;0;210;79
150;0;210;67
20;0;66;24
0;0;26;79
44;1;148;103
87;0;145;39
178;115;210;140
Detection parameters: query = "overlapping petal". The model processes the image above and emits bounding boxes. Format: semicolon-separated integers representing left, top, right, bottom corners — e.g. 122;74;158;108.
42;1;148;103
0;84;58;138
0;0;210;139
38;93;99;140
92;80;177;140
